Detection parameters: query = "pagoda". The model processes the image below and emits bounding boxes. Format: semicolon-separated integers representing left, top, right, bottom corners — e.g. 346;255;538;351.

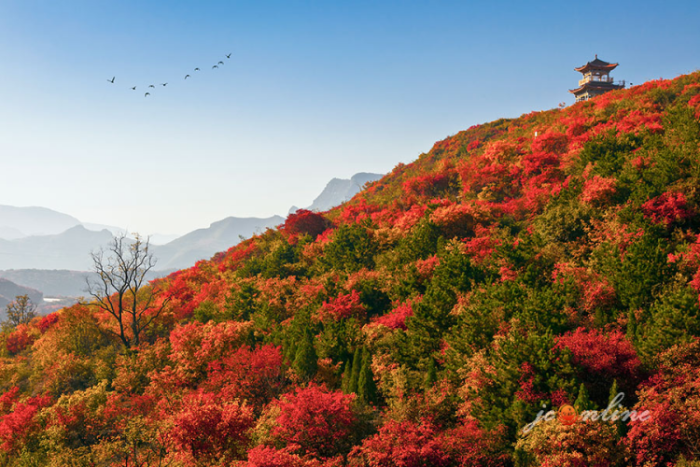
570;55;625;102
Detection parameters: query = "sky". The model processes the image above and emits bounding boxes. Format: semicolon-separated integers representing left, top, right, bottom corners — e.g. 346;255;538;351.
1;0;699;236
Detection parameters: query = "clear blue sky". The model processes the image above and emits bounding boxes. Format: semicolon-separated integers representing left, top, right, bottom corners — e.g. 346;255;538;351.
1;0;698;235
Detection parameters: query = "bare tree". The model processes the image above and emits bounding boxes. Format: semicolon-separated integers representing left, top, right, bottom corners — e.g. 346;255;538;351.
86;234;167;348
2;294;38;331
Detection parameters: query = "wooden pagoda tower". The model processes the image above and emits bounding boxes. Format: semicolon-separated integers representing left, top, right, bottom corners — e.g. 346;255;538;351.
570;55;625;102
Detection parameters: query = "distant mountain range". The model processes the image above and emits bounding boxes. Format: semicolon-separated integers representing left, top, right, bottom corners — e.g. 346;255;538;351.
289;172;383;213
0;225;113;271
0;205;81;238
152;216;284;270
0;172;384;299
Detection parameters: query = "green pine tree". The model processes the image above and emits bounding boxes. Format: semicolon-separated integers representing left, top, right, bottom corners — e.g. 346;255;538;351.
425;358;438;388
341;360;352;393
574;383;594;412
357;350;378;404
348;348;362;394
293;330;318;380
608;380;620;406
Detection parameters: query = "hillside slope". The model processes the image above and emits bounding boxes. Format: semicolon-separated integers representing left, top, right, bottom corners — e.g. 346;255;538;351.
2;72;700;466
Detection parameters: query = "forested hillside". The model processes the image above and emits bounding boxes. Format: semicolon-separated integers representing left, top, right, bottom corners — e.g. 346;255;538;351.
2;71;700;466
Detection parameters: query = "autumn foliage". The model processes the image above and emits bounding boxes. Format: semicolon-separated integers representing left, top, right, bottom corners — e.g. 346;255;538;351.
2;71;700;466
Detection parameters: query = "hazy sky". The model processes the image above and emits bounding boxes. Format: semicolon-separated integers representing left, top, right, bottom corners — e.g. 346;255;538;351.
1;1;698;235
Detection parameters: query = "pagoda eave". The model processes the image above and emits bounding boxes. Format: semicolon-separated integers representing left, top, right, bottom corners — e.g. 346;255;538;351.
569;82;624;95
574;63;618;73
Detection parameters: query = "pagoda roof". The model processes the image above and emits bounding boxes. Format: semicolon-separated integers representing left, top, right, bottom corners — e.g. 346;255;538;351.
569;81;624;95
574;56;619;73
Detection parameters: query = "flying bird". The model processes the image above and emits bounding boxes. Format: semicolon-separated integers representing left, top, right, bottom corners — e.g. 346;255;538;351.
212;65;218;69
108;77;115;83
226;53;231;58
145;92;150;97
131;86;137;90
218;61;224;65
148;84;155;88
161;83;168;87
184;74;190;79
194;67;200;71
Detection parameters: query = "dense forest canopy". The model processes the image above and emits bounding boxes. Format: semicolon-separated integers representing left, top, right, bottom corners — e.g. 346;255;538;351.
2;71;700;466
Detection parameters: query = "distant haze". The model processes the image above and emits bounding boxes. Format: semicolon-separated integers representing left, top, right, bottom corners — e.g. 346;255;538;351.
0;172;383;297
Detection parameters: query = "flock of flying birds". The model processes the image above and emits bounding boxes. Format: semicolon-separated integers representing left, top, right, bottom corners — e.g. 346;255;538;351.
107;53;232;97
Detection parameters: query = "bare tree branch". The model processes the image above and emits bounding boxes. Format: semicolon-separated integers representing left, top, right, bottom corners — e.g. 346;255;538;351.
86;233;165;348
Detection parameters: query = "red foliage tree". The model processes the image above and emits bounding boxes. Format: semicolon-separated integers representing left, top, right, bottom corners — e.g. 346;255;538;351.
285;209;332;240
37;313;60;334
555;328;642;399
372;301;414;330
0;394;52;454
247;445;308;467
4;324;35;355
642;192;695;226
0;388;20;415
580;175;617;205
624;339;700;467
206;344;286;411
170;390;254;463
402;171;455;198
318;290;365;322
348;419;449;467
271;383;357;458
166;320;251;385
440;421;509;467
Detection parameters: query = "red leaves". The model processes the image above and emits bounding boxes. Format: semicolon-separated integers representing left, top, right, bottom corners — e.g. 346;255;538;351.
319;290;365;322
552;263;616;315
37;313;59;333
0;394;51;454
616;109;664;134
642;192;695;226
206;344;286;410
462;225;501;265
623;339;700;466
580;175;617;205
402;171;455;198
285;210;332;240
270;383;357;458
349;419;449;467
166;320;252;385
515;362;546;404
4;325;35;355
371;301;414;330
555;328;641;383
349;419;508;467
170;391;254;462
247;445;307;467
0;388;20;415
689;93;700;118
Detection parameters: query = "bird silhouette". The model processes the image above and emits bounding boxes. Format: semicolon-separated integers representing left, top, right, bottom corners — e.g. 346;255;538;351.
194;67;200;71
108;77;115;83
131;86;137;90
226;53;231;59
144;92;150;97
148;84;155;88
212;65;218;69
218;61;224;65
184;74;190;79
161;83;168;87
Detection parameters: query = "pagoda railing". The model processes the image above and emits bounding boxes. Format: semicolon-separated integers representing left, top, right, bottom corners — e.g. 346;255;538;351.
579;75;615;86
